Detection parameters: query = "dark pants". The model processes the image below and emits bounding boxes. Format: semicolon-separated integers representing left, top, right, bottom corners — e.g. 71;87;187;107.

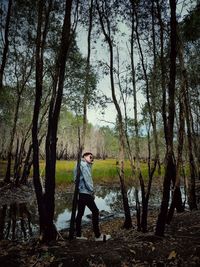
76;193;100;238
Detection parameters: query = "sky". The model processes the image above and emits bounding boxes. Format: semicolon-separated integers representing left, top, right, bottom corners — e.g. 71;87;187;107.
76;21;145;128
2;0;195;128
76;0;196;128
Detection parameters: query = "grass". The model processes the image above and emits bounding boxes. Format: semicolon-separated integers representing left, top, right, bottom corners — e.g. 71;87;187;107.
54;159;164;186
53;159;120;185
0;158;190;186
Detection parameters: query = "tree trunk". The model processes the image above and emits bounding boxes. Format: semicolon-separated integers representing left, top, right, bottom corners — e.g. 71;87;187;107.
44;0;72;241
0;205;7;240
155;0;177;236
21;100;49;185
166;113;184;224
69;0;93;240
4;91;21;183
141;129;157;232
97;1;132;229
69;144;82;240
130;3;141;230
132;0;158;232
166;88;185;224
20;144;33;184
156;0;167;143
177;30;197;210
0;0;12;89
184;87;197;210
32;0;46;237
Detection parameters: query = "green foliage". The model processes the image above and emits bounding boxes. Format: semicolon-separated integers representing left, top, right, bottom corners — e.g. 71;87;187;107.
63;43;99;114
98;126;118;157
182;3;200;42
0;87;14;126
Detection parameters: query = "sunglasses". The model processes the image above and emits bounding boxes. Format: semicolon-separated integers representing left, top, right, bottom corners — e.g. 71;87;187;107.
89;156;94;161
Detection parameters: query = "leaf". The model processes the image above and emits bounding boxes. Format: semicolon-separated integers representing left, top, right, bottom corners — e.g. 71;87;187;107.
129;249;136;255
168;250;177;260
50;256;55;262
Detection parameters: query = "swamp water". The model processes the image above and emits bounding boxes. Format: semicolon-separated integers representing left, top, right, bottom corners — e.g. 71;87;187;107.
0;185;182;241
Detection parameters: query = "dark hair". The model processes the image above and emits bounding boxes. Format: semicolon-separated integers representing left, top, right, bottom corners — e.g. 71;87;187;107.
82;152;93;158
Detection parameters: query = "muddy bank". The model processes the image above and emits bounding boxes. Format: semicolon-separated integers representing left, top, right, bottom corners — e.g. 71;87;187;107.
0;209;200;267
0;181;200;266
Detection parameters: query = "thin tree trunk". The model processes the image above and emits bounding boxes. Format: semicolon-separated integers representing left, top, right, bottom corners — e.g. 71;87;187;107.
156;0;167;142
4;35;33;184
130;2;141;230
176;29;197;210
155;0;177;236
141;127;157;232
97;1;132;229
69;134;82;240
20;134;45;185
32;0;46;236
13;138;20;185
166;84;185;224
0;205;7;240
0;0;12;89
20;144;33;184
69;0;93;240
182;81;197;209
135;188;141;231
11;203;17;241
44;0;72;241
21;97;49;185
4;91;21;183
131;0;157;232
151;0;161;174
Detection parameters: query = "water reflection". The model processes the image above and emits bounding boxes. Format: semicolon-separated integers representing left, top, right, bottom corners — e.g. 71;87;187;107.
0;185;163;240
55;185;163;230
0;203;34;241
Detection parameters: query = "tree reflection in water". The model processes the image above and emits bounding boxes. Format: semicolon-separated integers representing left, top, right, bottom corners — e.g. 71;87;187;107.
0;186;163;240
0;202;33;241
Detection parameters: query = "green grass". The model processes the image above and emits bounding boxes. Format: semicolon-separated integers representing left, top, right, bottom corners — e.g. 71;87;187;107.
55;158;142;185
54;159;120;185
54;159;163;185
0;159;190;186
0;159;161;185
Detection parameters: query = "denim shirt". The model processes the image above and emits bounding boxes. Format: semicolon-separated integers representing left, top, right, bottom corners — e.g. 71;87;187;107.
74;159;94;195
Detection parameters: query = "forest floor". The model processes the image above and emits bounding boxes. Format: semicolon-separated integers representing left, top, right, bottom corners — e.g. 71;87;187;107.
0;181;200;267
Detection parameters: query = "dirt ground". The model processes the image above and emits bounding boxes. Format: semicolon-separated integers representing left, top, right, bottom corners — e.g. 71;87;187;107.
0;182;200;267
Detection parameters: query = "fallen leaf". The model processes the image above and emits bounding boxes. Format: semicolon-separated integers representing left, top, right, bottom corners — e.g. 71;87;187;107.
168;250;177;260
50;256;55;262
129;249;136;254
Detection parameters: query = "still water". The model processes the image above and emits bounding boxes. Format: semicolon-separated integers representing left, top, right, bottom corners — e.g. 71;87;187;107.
0;185;165;241
55;186;162;230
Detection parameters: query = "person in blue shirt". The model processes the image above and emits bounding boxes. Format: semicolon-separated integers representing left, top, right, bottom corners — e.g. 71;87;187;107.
74;152;111;241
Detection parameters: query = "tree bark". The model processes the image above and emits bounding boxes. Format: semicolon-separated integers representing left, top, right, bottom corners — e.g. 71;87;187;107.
175;29;197;210
131;0;158;232
69;0;93;240
4;89;22;183
0;205;7;240
44;0;72;241
129;2;141;230
32;0;46;237
97;1;132;229
140;128;157;232
0;0;12;89
155;0;177;236
166;83;185;224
